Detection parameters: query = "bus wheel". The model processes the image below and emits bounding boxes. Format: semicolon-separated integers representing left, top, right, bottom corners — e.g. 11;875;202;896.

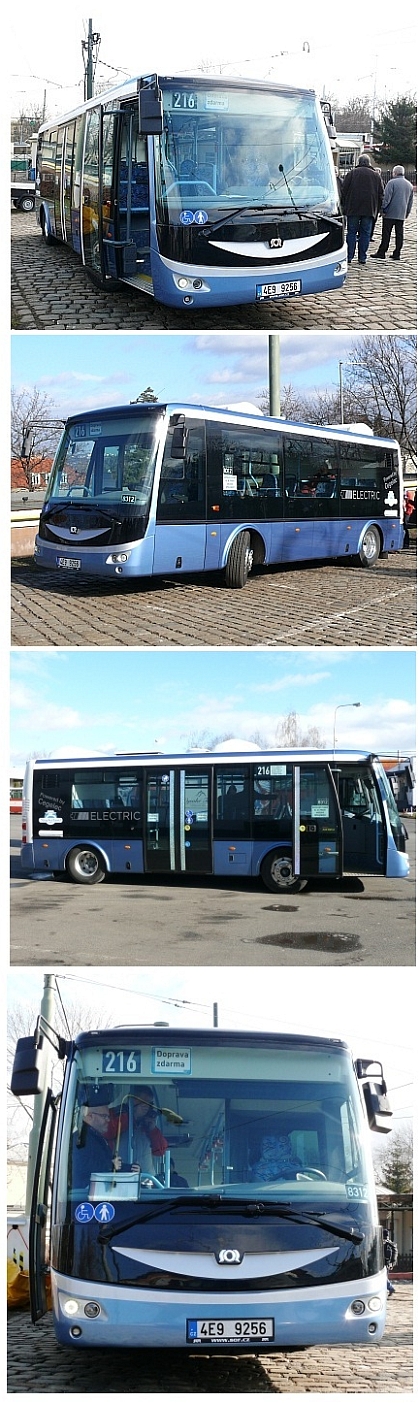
358;525;380;567
261;850;306;894
67;846;106;884
40;210;55;245
225;531;253;588
18;196;35;212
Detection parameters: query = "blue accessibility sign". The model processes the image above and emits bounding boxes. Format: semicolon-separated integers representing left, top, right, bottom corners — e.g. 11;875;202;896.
193;210;208;224
179;210;194;225
75;1202;94;1223
94;1202;115;1223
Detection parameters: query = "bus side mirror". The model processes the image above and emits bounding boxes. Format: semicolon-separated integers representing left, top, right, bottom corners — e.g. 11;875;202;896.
171;424;188;458
362;1079;393;1133
138;77;163;135
11;1035;45;1096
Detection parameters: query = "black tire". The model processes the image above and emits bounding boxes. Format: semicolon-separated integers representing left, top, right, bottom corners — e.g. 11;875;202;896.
66;846;106;885
358;524;380;567
225;530;253;588
260;849;306;894
40;209;55;245
18;196;35;212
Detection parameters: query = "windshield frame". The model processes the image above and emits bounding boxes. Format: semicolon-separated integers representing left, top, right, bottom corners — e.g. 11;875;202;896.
43;408;164;510
56;1036;377;1222
155;80;339;229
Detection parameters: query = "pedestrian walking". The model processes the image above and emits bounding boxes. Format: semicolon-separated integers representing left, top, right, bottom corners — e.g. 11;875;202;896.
383;1227;398;1295
340;155;384;266
371;165;414;261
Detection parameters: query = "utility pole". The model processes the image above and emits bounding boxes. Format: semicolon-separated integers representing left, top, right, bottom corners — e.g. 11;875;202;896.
82;19;101;102
268;335;281;417
213;1003;218;1027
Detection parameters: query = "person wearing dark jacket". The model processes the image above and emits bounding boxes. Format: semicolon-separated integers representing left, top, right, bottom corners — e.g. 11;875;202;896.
71;1102;121;1192
371;165;414;261
340;155;384;265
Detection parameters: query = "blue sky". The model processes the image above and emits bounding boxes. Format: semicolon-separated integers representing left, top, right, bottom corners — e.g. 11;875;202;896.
11;2;416;119
10;647;415;767
7;966;413;1130
12;331;395;423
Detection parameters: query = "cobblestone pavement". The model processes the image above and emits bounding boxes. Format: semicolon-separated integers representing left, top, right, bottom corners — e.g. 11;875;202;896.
11;201;416;330
11;538;416;648
7;1283;413;1392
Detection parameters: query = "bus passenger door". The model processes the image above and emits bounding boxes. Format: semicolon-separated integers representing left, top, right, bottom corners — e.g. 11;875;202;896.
63;122;76;242
53;127;64;240
295;764;343;880
144;768;212;875
29;1089;58;1324
339;769;385;874
110;108;151;282
153;419;207;576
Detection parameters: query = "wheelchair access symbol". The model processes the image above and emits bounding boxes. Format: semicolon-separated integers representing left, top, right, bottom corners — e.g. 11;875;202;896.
75;1203;94;1223
94;1203;115;1223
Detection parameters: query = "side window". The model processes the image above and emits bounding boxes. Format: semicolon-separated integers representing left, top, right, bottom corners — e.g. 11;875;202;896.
214;767;251;838
207;422;283;520
253;763;293;820
157;420;205;520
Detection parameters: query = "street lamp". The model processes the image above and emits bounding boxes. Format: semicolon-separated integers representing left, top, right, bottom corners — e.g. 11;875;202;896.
333;702;361;756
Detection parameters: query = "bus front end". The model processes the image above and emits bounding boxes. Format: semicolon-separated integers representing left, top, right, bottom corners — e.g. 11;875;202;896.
150;79;346;309
34;405;166;579
50;1029;388;1349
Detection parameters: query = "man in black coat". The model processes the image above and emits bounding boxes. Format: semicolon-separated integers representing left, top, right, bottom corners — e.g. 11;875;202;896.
340;155;384;266
72;1099;121;1193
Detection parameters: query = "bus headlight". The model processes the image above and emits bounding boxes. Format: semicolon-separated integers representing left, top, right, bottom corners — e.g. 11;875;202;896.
106;551;131;564
368;1297;382;1312
84;1301;101;1318
350;1300;365;1314
174;275;210;293
63;1298;80;1315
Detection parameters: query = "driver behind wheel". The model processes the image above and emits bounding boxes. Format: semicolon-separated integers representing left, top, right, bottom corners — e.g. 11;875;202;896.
249;1133;303;1181
107;1086;168;1173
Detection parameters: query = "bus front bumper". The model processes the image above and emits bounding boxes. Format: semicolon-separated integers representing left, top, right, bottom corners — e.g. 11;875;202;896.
52;1268;387;1349
153;247;347;309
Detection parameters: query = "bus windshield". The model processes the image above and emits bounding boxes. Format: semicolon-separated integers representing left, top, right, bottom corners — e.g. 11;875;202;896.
44;411;162;507
61;1040;375;1213
156;84;338;227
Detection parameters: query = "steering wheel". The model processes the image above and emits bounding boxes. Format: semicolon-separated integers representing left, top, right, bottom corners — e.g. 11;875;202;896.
66;485;92;498
139;1172;165;1189
296;1168;327;1180
166;180;216;196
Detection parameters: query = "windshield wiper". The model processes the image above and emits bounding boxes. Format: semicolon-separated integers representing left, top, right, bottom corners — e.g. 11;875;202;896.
98;1194;364;1245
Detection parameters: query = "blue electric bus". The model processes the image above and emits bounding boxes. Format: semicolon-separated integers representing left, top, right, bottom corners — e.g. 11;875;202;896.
11;1023;393;1348
21;747;409;891
35;73;346;309
33;403;404;586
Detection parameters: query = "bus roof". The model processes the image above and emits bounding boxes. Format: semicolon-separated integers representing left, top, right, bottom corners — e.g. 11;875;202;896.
72;1026;351;1055
37;74;318;134
29;749;377;769
62;402;399;450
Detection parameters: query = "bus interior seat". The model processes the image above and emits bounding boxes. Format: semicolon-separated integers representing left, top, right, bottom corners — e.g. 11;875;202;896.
259;473;280;495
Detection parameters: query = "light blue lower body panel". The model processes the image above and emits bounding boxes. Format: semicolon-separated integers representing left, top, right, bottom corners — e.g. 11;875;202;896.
150;246;347;310
22;839;145;876
52;1268;387;1348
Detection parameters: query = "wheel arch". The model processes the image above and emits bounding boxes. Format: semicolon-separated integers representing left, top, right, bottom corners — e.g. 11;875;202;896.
355;520;384;557
63;840;111;875
221;525;267;569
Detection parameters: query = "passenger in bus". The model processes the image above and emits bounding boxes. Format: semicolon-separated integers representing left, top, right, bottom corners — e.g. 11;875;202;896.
111;1087;168;1173
71;1093;122;1191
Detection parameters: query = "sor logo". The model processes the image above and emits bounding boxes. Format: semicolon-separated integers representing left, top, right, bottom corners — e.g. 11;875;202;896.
216;1248;243;1265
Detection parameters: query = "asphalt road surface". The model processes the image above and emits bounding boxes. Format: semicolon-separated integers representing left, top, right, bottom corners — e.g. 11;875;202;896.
10;816;415;967
11;537;417;648
7;1282;413;1392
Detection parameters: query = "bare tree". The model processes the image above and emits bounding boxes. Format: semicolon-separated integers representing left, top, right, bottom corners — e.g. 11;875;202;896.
345;336;417;463
11;386;63;489
275;711;325;748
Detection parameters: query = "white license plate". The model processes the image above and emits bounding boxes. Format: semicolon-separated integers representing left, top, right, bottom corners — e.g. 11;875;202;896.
257;280;301;299
187;1316;274;1344
56;556;81;570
